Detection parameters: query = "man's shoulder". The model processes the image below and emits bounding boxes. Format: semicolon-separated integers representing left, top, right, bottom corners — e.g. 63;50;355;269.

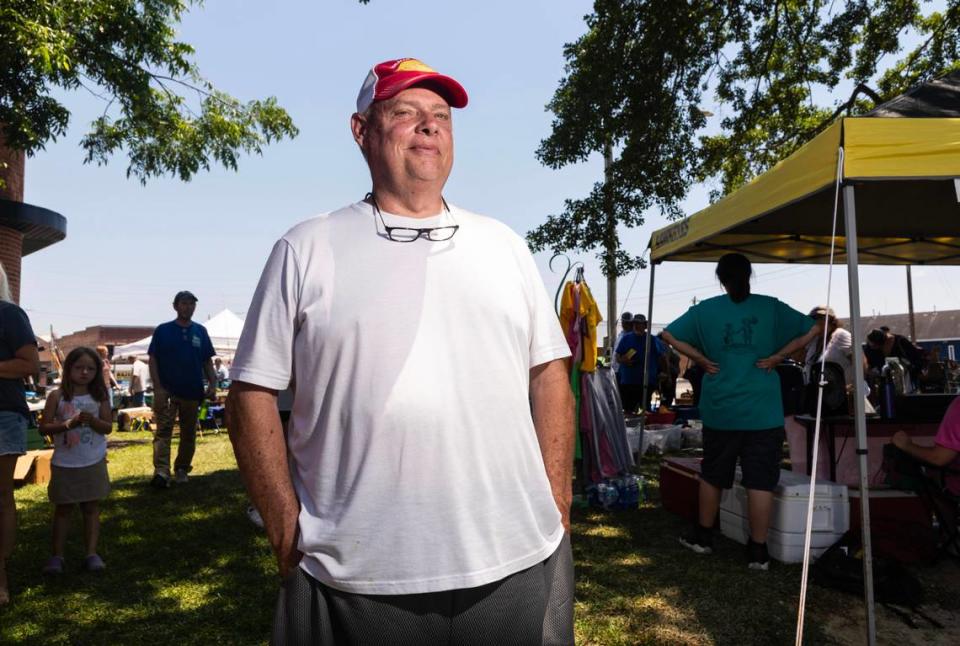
450;204;522;241
281;203;364;245
153;321;178;334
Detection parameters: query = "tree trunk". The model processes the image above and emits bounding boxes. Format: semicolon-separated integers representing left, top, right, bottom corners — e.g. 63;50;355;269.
604;143;616;359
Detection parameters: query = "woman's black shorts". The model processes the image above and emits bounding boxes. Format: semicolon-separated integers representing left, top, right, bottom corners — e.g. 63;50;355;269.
700;426;785;492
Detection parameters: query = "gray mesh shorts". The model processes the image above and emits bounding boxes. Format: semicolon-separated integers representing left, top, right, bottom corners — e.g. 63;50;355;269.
271;534;574;645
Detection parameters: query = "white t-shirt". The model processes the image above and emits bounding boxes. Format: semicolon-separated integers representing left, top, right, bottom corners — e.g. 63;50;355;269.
131;359;151;394
52;393;107;468
231;201;571;595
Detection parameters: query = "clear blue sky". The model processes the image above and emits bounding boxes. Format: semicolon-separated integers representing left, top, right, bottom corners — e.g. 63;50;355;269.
20;0;960;341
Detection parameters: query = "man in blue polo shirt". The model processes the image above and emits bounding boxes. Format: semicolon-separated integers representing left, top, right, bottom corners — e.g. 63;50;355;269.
615;314;666;413
148;291;217;488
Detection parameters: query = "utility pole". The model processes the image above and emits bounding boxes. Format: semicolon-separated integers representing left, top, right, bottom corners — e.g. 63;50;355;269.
906;265;917;342
604;141;617;359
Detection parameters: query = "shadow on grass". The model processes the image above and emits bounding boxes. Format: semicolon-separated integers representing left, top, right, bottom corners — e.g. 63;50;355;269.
2;468;276;645
571;457;837;646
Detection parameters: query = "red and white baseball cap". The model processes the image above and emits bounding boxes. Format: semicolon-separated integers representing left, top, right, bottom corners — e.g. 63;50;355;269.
356;58;468;113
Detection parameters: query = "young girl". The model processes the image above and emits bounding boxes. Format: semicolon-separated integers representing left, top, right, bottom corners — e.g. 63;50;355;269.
39;347;113;573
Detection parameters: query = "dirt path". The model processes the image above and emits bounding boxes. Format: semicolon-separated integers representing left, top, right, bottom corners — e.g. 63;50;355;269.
815;560;960;645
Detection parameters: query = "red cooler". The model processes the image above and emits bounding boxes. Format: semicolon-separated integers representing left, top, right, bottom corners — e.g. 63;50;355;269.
659;457;702;522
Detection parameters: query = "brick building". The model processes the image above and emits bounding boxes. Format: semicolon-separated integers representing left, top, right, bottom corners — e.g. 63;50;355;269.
57;325;155;357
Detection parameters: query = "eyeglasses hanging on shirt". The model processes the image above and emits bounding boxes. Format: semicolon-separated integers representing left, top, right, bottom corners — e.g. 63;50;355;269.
367;192;460;243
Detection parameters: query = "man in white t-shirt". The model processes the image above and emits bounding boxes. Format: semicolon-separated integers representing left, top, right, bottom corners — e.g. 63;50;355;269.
227;58;575;645
129;358;151;407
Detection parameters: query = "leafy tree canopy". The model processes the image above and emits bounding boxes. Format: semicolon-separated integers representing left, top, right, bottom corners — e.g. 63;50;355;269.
529;0;960;277
0;0;300;183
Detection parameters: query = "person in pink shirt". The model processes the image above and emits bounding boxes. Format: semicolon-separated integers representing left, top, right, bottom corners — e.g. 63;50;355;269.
893;396;960;496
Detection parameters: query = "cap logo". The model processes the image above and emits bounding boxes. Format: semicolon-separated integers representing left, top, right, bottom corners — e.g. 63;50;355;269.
395;59;435;73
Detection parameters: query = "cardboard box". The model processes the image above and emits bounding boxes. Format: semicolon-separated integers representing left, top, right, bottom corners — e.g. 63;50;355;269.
13;449;54;486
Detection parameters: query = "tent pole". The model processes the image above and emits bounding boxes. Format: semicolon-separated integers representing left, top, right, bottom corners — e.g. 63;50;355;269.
641;263;656;412
843;184;877;646
906;265;917;342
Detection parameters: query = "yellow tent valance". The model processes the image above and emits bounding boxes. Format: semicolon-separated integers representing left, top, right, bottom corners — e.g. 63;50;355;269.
650;117;960;265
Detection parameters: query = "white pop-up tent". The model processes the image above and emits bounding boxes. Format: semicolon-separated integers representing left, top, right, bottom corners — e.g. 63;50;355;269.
203;308;245;357
112;335;151;360
113;309;245;360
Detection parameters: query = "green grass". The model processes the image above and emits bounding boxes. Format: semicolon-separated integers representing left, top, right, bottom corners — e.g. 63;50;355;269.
2;437;957;644
3;430;276;645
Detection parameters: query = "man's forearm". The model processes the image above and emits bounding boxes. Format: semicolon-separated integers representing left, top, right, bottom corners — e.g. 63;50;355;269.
149;360;161;391
204;361;218;392
530;359;575;532
227;382;301;572
0;358;36;379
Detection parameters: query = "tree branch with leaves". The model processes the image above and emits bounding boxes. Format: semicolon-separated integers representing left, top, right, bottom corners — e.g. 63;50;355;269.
0;0;300;184
530;0;960;277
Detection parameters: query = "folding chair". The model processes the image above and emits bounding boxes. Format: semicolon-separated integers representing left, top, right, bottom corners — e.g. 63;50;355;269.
922;464;960;560
883;443;960;561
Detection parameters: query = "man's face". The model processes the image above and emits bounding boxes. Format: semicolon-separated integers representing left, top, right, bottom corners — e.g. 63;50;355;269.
352;87;454;192
174;299;196;320
622;322;633;333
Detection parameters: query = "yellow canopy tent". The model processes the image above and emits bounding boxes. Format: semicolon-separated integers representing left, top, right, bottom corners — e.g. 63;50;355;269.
650;117;960;265
645;71;960;646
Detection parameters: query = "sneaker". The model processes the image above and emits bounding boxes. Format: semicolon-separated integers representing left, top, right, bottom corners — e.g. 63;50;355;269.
83;554;106;572
174;470;189;484
150;474;170;489
679;525;714;554
42;556;65;575
747;539;770;570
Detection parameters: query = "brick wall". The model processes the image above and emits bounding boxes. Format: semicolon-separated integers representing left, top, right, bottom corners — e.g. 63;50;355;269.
0;228;23;303
59;326;155;357
1;130;26;304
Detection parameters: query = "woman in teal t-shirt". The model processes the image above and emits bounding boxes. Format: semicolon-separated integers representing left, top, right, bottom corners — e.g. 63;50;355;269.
661;253;820;570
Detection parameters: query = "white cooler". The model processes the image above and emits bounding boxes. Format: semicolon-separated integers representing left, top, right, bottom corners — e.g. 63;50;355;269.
719;469;849;563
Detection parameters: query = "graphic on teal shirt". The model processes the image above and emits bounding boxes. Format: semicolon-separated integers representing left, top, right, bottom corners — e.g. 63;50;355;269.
722;316;759;348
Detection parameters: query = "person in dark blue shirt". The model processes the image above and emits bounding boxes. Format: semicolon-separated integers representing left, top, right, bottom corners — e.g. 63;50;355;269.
0;288;40;606
615;314;666;413
147;291;216;488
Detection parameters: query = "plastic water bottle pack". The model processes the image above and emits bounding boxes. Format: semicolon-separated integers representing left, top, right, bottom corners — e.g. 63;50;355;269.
588;475;645;510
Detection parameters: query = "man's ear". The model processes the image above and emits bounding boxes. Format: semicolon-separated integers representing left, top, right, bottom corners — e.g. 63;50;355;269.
351;113;367;149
